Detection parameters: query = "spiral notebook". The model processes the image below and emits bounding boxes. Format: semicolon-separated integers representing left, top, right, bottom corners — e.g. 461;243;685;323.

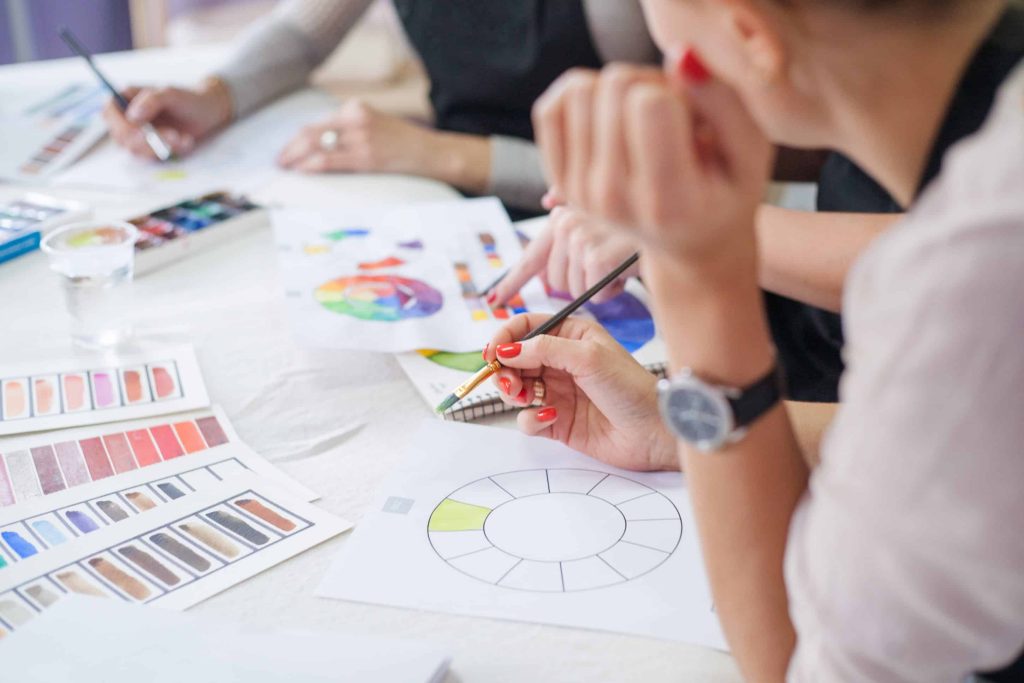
397;280;670;422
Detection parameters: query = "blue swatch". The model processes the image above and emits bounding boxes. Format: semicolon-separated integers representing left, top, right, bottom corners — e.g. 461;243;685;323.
66;510;99;534
31;520;66;546
2;530;38;558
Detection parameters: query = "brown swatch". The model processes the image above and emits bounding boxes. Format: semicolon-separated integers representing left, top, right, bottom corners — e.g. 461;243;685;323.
126;491;157;511
179;522;239;558
150;533;211;572
118;545;180;586
88;557;151;600
206;510;270;545
234;498;296;532
56;570;106;597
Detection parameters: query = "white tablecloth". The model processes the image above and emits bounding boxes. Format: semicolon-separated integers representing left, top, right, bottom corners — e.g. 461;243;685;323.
0;47;741;682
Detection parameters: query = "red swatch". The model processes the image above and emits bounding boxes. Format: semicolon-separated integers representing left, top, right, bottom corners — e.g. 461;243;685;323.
126;430;161;466
358;256;405;270
102;433;137;473
150;425;184;460
173;422;206;454
79;438;114;480
152;368;175;399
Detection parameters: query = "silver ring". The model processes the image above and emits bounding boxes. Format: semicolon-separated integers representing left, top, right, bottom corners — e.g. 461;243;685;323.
530;379;546;407
319;129;340;151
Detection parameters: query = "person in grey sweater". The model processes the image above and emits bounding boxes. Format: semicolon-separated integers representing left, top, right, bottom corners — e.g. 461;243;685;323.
103;0;657;212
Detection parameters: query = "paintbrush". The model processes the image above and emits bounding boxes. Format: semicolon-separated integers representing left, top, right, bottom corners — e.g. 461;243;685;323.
59;26;174;162
435;251;640;413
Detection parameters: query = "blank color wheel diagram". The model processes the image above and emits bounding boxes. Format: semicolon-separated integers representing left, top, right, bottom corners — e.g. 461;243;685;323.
427;469;682;593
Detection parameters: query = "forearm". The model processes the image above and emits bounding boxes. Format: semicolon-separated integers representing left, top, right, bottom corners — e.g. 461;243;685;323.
423;130;492;195
785;401;838;469
644;252;808;683
213;0;372;118
757;205;897;312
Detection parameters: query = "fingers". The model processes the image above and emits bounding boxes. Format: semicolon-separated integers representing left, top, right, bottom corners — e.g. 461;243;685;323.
517;406;559;437
564;72;596;207
490;224;554;305
291;150;363;174
494;334;605;378
124;87;173;126
686;79;773;183
534;68;586;194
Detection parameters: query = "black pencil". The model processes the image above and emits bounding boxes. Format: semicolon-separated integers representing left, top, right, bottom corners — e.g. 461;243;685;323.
435;252;640;413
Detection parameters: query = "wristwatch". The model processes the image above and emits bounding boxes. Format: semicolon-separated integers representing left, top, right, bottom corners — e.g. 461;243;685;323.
657;364;783;452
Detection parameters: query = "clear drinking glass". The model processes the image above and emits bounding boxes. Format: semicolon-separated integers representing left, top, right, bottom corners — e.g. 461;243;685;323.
41;221;138;349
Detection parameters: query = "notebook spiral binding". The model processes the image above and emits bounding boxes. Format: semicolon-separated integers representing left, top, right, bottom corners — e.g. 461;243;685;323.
441;362;669;423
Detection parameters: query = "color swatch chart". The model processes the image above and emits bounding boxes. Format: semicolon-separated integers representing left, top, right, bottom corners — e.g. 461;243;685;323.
0;454;264;567
0;410;233;508
454;231;528;323
0;345;209;436
0;479;351;634
1;83;109;181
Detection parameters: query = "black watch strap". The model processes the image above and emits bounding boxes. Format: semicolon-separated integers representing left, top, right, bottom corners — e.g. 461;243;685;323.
727;365;784;429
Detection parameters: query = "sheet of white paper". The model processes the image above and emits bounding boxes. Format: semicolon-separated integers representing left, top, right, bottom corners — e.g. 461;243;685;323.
0;83;108;181
396;279;669;415
1;596;451;683
0;344;209;436
273;198;557;352
316;420;726;648
53;89;339;195
0;474;351;634
0;435;319;569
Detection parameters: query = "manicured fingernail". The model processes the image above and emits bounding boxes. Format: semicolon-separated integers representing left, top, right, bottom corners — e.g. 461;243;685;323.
486;292;498;305
537;407;558;422
679;48;711;84
516;388;528;402
499;377;512;394
496;343;521;359
482;343;490;359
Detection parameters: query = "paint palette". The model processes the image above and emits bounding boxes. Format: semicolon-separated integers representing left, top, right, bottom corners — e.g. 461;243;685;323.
0;194;92;266
0;345;208;437
127;192;265;275
0;477;350;633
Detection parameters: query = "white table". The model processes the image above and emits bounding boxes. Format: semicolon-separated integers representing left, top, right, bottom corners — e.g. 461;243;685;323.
0;48;741;682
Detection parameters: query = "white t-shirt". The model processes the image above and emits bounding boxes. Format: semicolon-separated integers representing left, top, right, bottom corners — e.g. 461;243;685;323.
785;63;1024;682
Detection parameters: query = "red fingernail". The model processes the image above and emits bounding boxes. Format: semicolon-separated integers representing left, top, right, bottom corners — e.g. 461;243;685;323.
516;388;528;402
496;343;521;359
486;292;498;305
482;343;490;359
679;48;711;84
499;377;512;394
537;407;558;422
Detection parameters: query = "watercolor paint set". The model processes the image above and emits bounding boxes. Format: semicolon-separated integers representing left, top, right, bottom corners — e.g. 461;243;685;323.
0;345;209;437
0;194;91;266
127;191;265;275
0;476;350;633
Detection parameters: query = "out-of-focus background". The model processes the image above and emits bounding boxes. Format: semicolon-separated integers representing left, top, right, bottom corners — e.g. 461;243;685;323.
0;0;430;117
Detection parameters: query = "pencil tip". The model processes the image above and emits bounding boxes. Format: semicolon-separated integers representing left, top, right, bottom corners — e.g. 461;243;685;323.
435;394;458;414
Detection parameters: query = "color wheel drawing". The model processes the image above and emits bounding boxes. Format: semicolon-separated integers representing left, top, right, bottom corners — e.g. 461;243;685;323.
315;275;443;322
586;292;655;354
418;350;487;373
428;469;681;592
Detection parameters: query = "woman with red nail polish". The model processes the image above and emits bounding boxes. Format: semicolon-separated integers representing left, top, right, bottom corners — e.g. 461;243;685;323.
509;0;1024;680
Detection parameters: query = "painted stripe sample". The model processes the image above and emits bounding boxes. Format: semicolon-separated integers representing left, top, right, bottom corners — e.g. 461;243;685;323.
102;434;136;473
53;442;90;486
5;451;41;500
126;430;160;466
79;438;113;480
150;425;183;459
30;446;65;495
196;417;228;447
173;422;206;453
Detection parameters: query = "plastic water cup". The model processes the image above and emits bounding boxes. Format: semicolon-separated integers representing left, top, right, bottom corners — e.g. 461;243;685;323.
41;221;138;349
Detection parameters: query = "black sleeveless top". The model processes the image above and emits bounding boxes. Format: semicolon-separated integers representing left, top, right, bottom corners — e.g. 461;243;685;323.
766;5;1024;405
392;0;602;141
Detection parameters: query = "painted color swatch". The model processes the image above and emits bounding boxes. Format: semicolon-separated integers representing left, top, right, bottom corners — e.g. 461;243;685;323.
0;415;233;508
0;483;348;635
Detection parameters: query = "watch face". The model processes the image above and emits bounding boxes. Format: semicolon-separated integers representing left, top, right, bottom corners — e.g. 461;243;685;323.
663;384;730;449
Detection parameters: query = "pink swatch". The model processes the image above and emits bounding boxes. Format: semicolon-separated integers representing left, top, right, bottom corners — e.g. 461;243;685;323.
93;373;116;407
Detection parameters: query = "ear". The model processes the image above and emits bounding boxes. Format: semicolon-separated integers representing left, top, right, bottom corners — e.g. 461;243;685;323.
717;0;787;83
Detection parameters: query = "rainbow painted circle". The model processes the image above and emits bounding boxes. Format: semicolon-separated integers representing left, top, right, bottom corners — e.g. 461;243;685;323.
315;275;443;322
